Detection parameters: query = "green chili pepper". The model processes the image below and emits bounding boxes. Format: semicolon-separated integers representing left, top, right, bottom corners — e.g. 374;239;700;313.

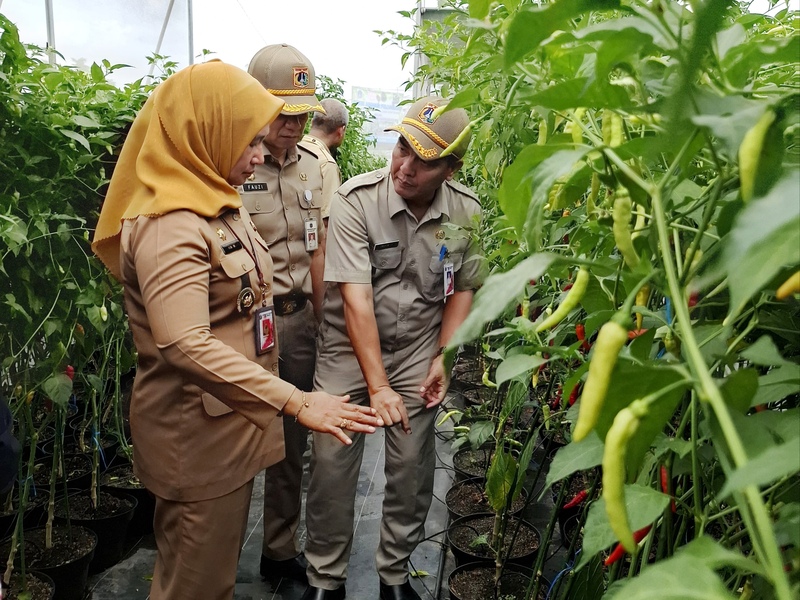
738;109;776;203
573;314;629;442
613;186;640;270
535;268;590;333
587;173;600;218
602;399;648;553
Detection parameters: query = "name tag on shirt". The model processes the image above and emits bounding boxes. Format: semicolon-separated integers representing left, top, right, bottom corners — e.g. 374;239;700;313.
444;261;455;299
242;182;268;193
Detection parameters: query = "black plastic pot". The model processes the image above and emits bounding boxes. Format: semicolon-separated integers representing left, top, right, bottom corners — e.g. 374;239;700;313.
0;488;50;540
448;561;545;600
447;513;540;568
0;569;56;600
100;464;154;537
54;489;137;574
444;478;528;522
452;446;493;483
2;524;97;600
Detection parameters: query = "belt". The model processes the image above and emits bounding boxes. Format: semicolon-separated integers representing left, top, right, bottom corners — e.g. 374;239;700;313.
273;294;308;316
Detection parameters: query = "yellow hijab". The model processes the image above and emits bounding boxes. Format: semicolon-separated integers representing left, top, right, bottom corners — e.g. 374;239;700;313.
92;60;284;279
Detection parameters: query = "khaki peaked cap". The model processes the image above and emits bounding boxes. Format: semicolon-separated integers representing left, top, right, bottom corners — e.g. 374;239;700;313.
248;44;324;115
385;95;471;161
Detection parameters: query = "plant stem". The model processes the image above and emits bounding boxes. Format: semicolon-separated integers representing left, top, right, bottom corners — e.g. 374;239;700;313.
650;186;792;599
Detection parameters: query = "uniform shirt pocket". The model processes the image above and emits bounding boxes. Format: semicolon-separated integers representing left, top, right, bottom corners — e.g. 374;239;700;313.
242;191;279;216
219;249;255;280
369;248;403;272
201;392;233;417
423;252;463;301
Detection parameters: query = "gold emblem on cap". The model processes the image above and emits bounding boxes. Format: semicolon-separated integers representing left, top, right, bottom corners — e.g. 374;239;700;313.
418;102;439;125
435;229;445;240
299;173;308;182
216;229;226;241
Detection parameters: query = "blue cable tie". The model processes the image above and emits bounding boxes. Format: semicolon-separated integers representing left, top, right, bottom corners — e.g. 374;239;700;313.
439;245;447;261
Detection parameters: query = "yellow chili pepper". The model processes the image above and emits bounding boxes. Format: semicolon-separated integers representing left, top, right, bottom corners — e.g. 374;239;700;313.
536;268;590;333
573;316;629;442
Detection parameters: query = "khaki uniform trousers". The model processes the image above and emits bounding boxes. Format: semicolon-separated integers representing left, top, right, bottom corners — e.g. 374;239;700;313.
305;341;438;587
262;301;316;559
150;479;254;600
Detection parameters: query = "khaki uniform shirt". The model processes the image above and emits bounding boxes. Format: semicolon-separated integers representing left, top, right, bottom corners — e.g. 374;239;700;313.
319;167;484;372
300;134;341;220
240;145;325;298
120;207;295;502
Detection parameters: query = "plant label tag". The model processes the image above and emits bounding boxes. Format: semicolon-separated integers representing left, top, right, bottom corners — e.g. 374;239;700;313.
255;306;275;355
304;218;318;252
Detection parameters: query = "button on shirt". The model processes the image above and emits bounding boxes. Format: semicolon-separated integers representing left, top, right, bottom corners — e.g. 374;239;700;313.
239;146;324;298
321;167;484;355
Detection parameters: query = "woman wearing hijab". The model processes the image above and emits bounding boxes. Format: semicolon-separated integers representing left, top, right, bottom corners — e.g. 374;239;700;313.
92;61;381;599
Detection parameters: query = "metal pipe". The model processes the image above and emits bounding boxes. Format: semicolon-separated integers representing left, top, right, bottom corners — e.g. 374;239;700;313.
187;0;194;65
148;0;176;80
44;0;56;65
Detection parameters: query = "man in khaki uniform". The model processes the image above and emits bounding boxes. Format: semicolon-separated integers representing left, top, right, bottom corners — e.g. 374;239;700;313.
300;98;348;223
301;97;484;600
245;43;331;583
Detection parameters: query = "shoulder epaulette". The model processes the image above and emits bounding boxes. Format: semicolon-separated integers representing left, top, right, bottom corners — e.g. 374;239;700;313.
444;178;481;205
337;169;387;196
297;140;321;160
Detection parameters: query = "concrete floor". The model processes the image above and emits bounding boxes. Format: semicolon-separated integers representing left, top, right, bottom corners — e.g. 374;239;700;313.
85;403;562;600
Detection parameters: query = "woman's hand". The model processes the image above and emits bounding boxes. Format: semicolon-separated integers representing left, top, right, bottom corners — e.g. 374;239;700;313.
293;391;383;445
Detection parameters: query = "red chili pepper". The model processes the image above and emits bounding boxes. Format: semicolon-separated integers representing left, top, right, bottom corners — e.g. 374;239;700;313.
687;292;699;308
628;328;649;340
604;524;652;566
64;365;75;380
550;385;563;410
563;283;573;291
568;383;581;406
562;489;589;510
575;324;591;351
661;465;677;513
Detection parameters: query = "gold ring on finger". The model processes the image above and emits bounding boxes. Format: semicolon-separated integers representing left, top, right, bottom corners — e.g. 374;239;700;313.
339;418;348;429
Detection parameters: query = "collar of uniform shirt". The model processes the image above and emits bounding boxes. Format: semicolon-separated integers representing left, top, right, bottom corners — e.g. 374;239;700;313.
387;176;449;221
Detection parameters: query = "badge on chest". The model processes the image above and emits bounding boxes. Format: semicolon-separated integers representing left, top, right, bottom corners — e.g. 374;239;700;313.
304;218;318;251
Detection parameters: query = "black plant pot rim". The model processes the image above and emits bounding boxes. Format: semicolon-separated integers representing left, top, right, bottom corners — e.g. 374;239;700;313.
447;560;543;600
445;478;528;521
447;512;541;566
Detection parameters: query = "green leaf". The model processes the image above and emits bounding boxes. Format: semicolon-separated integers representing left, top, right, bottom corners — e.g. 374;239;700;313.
72;114;102;128
519;77;634;111
468;420;495;449
741;335;796;367
42;373;73;407
723;172;800;324
486;448;519;512
719;368;758;414
719;436;800;499
543;432;604;493
604;555;734;600
495;353;547;385
498;144;571;236
523;148;588;248
59;129;92;152
578;484;670;569
504;0;620;67
691;100;762;161
675;536;764;575
756;364;800;406
448;253;557;348
469;0;490;20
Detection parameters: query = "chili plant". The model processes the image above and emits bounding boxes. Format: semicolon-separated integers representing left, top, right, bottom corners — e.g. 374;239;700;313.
392;1;799;598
